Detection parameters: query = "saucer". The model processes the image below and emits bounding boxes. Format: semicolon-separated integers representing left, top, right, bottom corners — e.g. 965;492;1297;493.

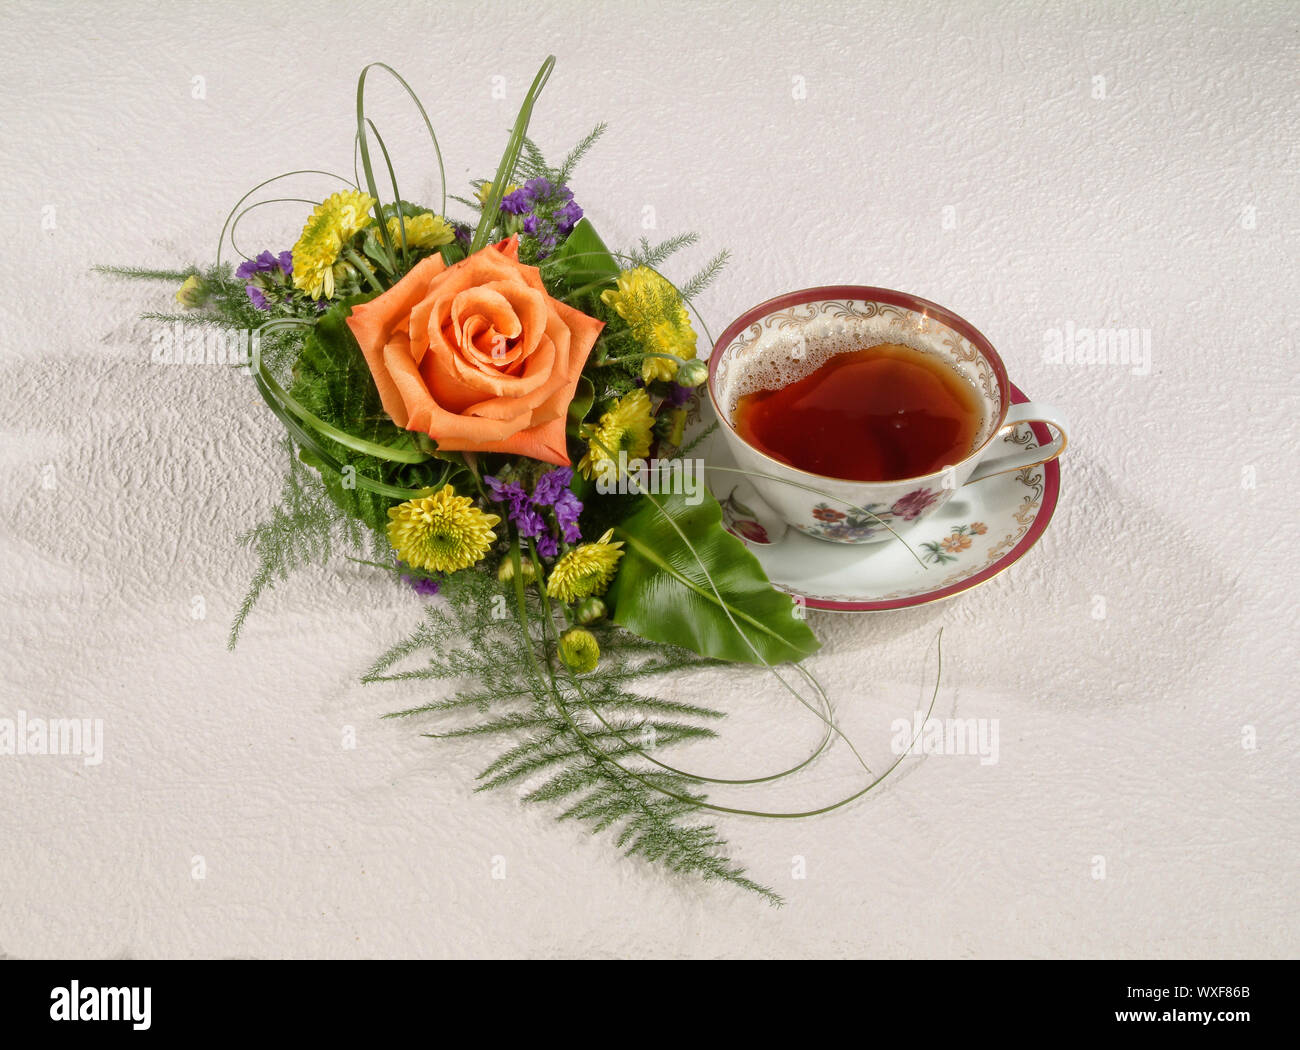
696;385;1061;611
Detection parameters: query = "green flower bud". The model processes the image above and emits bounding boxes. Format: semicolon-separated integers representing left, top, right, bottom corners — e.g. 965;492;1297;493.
175;274;208;309
575;596;607;625
674;358;709;388
559;627;600;674
497;555;538;584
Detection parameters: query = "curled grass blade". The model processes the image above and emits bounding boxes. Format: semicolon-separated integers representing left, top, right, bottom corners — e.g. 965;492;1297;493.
355;63;448;265
251;319;433;465
216;170;356;268
229;197;320;263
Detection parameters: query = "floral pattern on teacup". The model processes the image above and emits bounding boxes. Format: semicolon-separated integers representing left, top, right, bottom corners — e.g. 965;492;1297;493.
890;488;943;521
798;487;941;542
719;491;772;545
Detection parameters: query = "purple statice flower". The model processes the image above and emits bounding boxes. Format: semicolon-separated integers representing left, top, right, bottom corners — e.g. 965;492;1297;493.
531;467;573;506
453;222;472;247
665;382;694;407
523;176;553;200
533;467;583;545
553;199;584;236
235;249;291;280
485;474;529;510
237;249;293;310
486;468;583;552
496;179;584;259
397;562;441;597
485;474;543;538
512;503;546;539
500;188;533;215
408;575;441;597
554;492;582;543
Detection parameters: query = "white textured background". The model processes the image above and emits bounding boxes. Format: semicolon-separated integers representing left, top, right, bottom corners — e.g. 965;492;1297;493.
1;0;1296;958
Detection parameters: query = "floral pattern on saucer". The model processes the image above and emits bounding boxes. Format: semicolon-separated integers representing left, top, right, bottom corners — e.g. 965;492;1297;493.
799;487;942;542
919;521;988;564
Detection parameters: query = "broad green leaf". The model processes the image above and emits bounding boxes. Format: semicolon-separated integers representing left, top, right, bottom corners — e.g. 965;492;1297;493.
567;375;595;425
438;242;467;266
361;231;391;271
606;490;820;665
550;217;620;287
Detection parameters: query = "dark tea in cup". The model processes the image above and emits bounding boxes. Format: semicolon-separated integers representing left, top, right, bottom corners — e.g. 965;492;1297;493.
732;342;984;482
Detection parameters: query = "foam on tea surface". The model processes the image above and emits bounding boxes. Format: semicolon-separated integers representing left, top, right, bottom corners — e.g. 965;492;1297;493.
716;309;998;455
733;343;984;481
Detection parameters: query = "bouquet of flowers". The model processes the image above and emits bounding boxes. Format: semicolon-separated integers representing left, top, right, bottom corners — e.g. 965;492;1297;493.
105;59;925;904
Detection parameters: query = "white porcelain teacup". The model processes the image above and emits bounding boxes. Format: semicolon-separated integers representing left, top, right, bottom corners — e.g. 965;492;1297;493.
707;286;1068;544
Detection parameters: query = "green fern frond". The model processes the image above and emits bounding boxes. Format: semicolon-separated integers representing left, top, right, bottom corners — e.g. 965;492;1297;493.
519;136;550;177
370;570;781;904
228;439;373;649
431;713;561;738
556;122;607;183
677;248;731;302
94;264;199;282
625;233;699;268
678;421;718;458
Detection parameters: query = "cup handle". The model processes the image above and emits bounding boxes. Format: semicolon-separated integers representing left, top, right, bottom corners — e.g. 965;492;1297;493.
965;402;1069;484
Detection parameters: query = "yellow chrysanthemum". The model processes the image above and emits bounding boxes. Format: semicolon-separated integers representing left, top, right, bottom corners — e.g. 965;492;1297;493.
386;212;455;251
546;529;625;604
291;190;377;299
577;388;655;481
386;486;500;574
639;319;698;382
600;266;698;383
476;181;519;205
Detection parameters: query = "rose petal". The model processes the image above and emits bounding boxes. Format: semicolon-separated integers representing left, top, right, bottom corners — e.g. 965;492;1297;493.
346;233;603;466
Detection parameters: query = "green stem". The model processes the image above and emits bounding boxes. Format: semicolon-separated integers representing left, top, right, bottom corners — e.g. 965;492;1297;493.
251;370;437;500
562;275;616;300
343;248;385;293
598;350;682;367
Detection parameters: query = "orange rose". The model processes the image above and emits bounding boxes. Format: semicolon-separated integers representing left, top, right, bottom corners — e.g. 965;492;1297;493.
345;237;603;465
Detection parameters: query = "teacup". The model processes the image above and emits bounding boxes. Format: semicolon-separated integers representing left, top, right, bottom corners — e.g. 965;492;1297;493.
707;286;1068;544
